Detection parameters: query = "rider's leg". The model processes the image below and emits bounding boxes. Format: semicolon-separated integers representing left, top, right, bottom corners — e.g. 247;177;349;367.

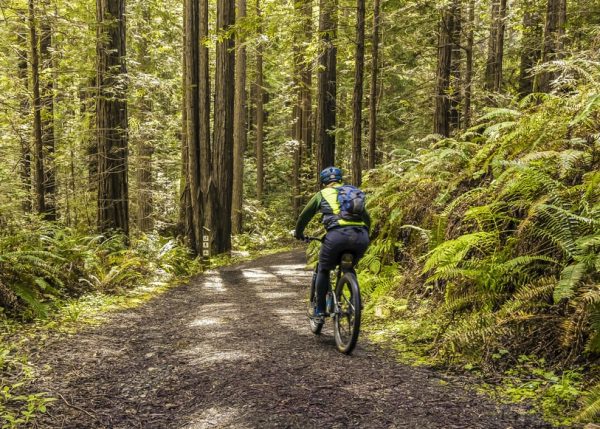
315;268;330;314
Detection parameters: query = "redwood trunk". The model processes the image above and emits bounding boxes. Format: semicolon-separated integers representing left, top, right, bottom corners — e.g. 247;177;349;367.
316;0;337;174
367;0;380;169
213;0;236;253
351;0;365;186
535;0;567;93
255;0;264;201
29;0;45;215
40;0;56;220
96;0;129;236
232;0;247;234
433;4;454;137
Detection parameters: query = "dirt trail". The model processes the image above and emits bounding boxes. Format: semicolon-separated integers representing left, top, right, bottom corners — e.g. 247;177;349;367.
30;251;550;428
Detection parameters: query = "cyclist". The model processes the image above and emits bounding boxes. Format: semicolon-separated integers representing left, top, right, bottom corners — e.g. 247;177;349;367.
294;166;370;322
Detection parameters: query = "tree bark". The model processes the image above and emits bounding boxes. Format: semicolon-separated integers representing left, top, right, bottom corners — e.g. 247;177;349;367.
40;0;56;220
232;0;247;234
464;0;474;128
351;0;365;186
255;0;264;202
449;0;462;130
433;3;454;137
301;0;313;161
17;11;32;212
184;0;200;251
213;0;236;253
135;4;153;233
484;0;507;92
28;0;45;215
535;0;567;93
316;0;337;174
96;0;129;236
367;0;380;170
518;0;543;96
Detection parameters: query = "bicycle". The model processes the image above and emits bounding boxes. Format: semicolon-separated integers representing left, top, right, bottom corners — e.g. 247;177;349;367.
304;236;362;355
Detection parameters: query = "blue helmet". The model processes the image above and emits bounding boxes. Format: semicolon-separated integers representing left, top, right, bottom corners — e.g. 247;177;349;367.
320;166;343;184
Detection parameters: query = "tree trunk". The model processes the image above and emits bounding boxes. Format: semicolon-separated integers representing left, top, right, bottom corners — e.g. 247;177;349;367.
232;0;247;234
484;0;507;92
351;0;365;186
199;0;213;251
17;11;32;212
255;0;264;201
28;0;45;215
518;0;543;96
463;0;474;128
449;0;462;131
316;0;337;174
213;0;236;253
301;0;313;161
367;0;380;170
40;0;56;220
535;0;567;93
184;0;200;251
433;3;454;137
135;4;153;233
96;0;129;236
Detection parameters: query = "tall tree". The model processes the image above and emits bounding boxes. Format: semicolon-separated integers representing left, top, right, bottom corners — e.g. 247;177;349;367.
135;4;153;232
484;0;508;92
351;0;365;186
17;11;32;212
212;0;236;253
316;0;337;174
300;0;313;161
232;0;247;234
463;0;475;128
433;2;455;137
518;0;543;96
449;0;462;130
535;0;567;93
28;0;45;215
367;0;380;170
96;0;129;236
184;0;200;251
255;0;264;201
40;0;56;220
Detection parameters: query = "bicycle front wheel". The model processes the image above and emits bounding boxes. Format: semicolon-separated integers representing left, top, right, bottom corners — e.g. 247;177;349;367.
333;273;361;354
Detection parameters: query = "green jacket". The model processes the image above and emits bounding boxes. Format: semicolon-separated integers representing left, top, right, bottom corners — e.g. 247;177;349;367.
295;186;371;236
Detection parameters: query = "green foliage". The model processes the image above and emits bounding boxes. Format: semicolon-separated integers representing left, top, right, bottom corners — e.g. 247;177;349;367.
361;81;600;422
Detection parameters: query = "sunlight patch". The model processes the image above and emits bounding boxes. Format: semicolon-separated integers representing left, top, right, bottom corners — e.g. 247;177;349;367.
256;291;298;300
268;264;310;276
271;308;310;335
185;406;250;429
203;273;226;292
187;345;255;365
241;269;277;283
189;317;222;327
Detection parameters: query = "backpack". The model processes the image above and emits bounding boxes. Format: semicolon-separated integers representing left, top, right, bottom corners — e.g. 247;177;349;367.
336;185;366;221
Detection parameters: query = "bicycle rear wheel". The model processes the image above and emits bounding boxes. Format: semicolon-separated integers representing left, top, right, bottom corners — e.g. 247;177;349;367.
308;272;323;335
333;273;361;354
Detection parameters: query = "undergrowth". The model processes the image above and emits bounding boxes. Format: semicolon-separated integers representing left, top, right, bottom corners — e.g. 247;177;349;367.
358;76;600;425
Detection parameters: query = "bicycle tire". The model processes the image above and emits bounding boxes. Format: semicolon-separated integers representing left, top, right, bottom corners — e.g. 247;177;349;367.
333;272;361;354
308;273;323;335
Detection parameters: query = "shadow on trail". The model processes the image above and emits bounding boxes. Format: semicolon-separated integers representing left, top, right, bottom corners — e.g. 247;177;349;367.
32;251;550;429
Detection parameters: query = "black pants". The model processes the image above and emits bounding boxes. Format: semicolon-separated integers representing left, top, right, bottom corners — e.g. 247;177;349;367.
315;227;369;313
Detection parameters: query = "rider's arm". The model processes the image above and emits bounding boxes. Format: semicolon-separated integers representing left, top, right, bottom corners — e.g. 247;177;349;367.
295;192;322;237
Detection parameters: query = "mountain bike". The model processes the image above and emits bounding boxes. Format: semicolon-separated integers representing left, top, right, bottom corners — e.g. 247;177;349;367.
304;236;362;355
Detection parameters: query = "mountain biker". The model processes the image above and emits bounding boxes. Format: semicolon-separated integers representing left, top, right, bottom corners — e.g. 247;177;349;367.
294;166;371;321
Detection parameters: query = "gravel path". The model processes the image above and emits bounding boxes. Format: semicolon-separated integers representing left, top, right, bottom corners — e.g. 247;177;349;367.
30;250;551;428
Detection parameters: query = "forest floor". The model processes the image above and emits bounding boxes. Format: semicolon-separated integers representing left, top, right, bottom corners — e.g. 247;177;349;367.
28;250;553;428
